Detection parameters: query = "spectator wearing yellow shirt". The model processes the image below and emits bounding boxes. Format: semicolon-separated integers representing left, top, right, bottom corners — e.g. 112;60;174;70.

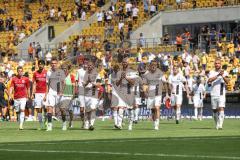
227;41;235;57
232;55;239;75
67;10;72;21
201;52;208;70
236;43;240;58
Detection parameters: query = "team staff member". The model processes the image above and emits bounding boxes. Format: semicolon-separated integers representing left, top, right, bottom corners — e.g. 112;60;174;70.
32;60;47;130
208;58;229;130
45;57;65;131
10;66;30;130
59;64;75;130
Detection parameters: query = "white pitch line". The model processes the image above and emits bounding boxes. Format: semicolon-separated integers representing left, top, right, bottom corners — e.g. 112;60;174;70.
0;148;240;160
0;136;239;146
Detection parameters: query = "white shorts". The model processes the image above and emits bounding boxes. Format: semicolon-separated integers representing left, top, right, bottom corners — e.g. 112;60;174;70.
14;98;27;112
193;97;203;108
58;96;72;109
34;93;45;108
171;94;183;106
135;97;141;106
147;96;162;109
45;93;60;107
112;88;130;108
211;96;226;109
84;97;99;112
98;99;104;110
78;95;85;108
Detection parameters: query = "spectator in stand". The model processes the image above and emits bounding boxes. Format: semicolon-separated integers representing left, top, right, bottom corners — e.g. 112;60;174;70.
201;52;208;71
192;52;200;72
176;34;183;51
138;33;145;47
143;0;149;17
227;40;235;57
97;10;103;26
132;5;139;24
125;1;132;18
216;40;223;57
45;50;52;66
28;43;34;60
49;7;55;21
36;42;42;59
150;3;156;16
81;9;86;21
163;33;170;44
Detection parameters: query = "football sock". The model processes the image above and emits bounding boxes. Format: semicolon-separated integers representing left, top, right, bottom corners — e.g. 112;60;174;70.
20;112;25;126
90;110;96;126
38;112;43;124
129;109;134;124
213;112;218;127
118;108;124;127
219;111;224;128
194;108;198;119
69;110;73;122
47;113;52;123
154;118;159;128
134;108;139;121
176;107;181;120
199;108;203;119
113;110;118;126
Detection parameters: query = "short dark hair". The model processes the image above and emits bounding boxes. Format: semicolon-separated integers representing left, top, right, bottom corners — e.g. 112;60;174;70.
38;59;45;65
17;66;23;71
51;57;58;62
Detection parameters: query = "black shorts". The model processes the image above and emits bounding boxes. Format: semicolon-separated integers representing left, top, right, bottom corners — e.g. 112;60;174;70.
25;99;34;109
0;98;7;107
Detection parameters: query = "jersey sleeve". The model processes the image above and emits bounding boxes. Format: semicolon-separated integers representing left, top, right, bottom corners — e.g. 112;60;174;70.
46;71;51;83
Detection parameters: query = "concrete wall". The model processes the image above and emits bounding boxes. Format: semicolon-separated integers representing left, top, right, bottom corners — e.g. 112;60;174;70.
131;6;240;40
17;24;49;59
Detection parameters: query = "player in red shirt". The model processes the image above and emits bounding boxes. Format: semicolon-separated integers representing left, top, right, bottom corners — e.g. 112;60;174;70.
32;60;48;130
9;66;30;130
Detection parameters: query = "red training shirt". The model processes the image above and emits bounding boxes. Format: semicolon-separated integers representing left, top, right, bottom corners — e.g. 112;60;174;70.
11;76;30;99
32;69;47;93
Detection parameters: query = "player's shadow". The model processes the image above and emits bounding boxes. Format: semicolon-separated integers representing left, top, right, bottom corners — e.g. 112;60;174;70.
190;127;213;130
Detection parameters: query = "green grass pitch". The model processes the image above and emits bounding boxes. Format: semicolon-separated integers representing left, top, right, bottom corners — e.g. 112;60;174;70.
0;119;240;160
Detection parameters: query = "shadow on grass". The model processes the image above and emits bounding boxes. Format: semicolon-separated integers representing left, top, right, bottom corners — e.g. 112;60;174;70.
0;135;240;146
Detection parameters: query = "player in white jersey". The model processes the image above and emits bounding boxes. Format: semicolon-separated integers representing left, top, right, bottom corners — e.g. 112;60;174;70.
168;66;189;124
114;58;136;130
82;61;103;130
143;60;168;130
75;63;86;128
207;58;229;130
191;76;206;121
133;63;146;124
45;57;66;131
